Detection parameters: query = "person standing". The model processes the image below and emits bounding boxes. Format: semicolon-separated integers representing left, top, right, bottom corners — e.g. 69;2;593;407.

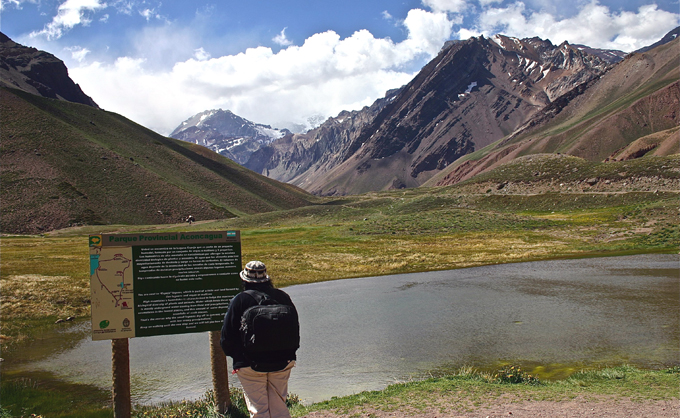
221;261;300;418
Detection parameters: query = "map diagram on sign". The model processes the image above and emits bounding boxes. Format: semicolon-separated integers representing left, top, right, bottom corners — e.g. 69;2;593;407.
93;253;132;308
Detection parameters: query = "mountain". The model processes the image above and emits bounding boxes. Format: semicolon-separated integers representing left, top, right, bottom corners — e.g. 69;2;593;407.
246;34;621;195
0;33;312;234
634;26;680;54
170;109;290;164
572;45;626;63
428;33;680;187
1;88;313;234
245;88;402;188
0;32;98;108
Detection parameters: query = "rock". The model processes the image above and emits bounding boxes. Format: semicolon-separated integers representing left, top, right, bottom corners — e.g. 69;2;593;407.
0;33;99;107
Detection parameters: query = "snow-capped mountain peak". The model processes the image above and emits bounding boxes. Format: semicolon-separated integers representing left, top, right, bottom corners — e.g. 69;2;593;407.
170;109;290;164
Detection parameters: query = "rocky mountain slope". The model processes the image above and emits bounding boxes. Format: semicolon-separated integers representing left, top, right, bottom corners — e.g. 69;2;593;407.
428;35;680;187
170;109;290;164
0;33;313;234
246;34;621;195
0;32;98;108
572;44;627;63
1;88;313;234
246;88;402;187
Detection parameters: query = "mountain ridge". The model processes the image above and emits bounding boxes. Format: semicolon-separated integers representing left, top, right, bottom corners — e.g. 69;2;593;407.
246;34;622;195
170;108;290;165
1;86;313;234
428;35;680;187
0;32;98;108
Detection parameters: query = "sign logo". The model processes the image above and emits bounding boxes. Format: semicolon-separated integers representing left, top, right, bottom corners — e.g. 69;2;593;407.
89;235;103;247
99;320;110;329
123;318;130;328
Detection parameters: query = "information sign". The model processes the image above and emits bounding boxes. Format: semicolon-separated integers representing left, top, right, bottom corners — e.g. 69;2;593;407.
89;231;241;340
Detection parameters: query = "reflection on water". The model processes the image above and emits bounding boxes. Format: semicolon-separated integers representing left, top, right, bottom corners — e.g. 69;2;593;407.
18;254;680;404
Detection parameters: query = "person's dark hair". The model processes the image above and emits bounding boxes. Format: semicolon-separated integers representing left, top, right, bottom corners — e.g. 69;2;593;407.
243;280;274;291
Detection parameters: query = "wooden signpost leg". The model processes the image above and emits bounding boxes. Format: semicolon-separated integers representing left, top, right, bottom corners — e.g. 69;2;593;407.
210;330;231;413
112;338;131;418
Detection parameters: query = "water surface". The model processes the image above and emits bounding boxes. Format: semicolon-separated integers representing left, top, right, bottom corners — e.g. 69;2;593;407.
19;254;680;404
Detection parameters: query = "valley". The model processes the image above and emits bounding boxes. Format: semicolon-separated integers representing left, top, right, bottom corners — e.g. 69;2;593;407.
3;154;678;345
0;23;679;418
2;154;678;416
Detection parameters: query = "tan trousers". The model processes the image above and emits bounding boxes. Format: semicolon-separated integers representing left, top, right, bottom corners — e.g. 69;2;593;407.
236;361;295;418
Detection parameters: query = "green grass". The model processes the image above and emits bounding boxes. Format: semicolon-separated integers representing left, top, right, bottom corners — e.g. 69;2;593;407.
291;366;680;417
3;181;678;343
457;155;679;185
2;155;678;417
0;373;111;418
0;377;279;418
4;366;674;418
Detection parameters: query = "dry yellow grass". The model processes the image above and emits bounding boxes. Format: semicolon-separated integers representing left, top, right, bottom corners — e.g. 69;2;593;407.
1;237;91;345
244;232;578;287
2;186;677;350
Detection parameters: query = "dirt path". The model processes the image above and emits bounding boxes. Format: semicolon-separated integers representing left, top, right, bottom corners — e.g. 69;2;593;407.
301;397;679;418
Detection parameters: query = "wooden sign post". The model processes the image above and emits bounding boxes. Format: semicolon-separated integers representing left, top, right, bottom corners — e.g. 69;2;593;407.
210;330;231;413
89;232;241;415
112;338;131;418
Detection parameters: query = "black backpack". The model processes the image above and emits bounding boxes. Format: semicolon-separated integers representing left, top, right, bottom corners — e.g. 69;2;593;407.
240;290;300;354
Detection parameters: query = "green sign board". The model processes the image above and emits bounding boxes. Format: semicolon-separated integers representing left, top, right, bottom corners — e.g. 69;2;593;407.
89;231;242;340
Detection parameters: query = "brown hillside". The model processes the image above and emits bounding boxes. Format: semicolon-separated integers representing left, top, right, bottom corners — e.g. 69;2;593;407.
1;88;313;234
609;127;679;160
294;35;612;195
431;37;680;187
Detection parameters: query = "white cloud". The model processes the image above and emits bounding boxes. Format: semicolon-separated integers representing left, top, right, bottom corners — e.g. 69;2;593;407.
69;9;454;135
1;0;41;11
130;24;200;69
273;27;293;46
61;0;679;138
400;8;455;55
112;0;132;15
30;0;107;40
139;7;164;22
382;10;393;20
468;1;680;52
193;47;210;61
65;45;91;62
1;0;23;11
139;8;153;21
422;0;469;13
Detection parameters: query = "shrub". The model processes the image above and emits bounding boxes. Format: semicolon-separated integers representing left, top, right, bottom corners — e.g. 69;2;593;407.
493;365;541;385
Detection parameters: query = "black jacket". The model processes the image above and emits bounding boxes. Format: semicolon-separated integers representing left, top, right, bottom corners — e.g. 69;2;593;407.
220;282;298;372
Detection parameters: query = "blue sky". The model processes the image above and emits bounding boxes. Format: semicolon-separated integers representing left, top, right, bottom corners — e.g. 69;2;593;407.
2;0;679;134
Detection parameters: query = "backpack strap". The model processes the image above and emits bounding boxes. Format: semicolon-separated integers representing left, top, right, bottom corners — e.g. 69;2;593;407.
243;289;269;305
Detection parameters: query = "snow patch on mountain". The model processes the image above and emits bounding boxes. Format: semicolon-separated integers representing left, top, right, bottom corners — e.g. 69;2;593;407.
464;81;477;94
170;109;291;165
256;126;286;141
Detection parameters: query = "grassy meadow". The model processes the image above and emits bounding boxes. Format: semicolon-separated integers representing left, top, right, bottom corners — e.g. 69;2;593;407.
291;365;680;417
1;155;678;417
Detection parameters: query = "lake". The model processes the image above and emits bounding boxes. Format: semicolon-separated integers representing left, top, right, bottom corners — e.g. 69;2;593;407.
13;253;680;404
